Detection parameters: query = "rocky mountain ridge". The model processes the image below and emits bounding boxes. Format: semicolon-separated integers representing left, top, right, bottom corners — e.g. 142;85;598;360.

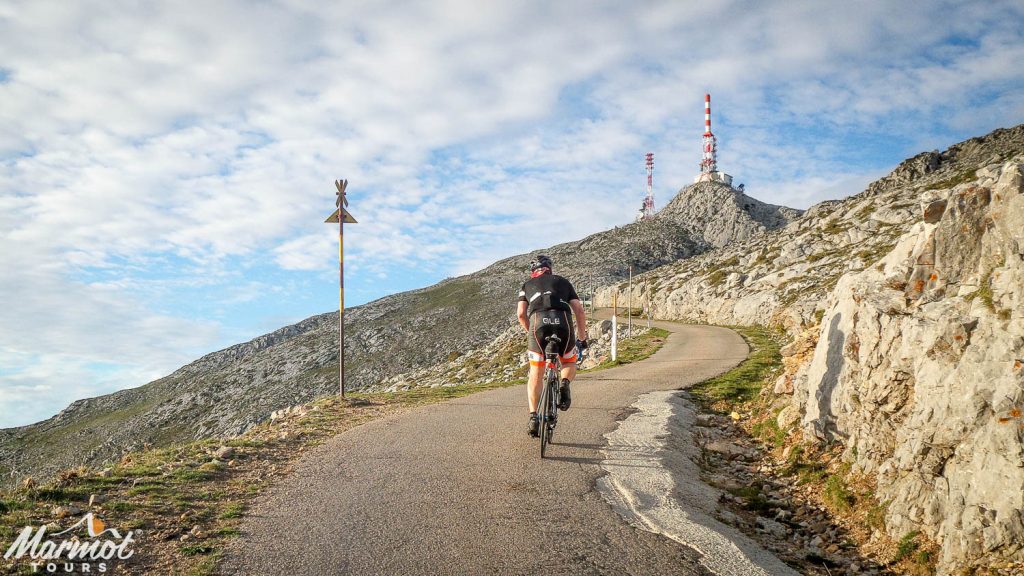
0;180;798;487
596;123;1024;574
657;180;802;248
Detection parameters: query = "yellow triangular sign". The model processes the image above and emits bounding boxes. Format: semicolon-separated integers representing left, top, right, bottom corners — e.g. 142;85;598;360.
324;208;357;224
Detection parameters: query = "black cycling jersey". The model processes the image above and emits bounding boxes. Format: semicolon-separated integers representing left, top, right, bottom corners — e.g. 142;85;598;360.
517;273;580;317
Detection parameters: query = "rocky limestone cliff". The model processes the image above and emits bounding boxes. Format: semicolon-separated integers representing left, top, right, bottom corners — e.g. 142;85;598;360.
595;124;1024;573
0;178;797;487
793;160;1024;573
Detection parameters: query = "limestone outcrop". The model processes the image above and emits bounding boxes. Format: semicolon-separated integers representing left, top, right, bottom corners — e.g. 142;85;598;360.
656;180;802;249
595;124;1024;573
794;161;1024;572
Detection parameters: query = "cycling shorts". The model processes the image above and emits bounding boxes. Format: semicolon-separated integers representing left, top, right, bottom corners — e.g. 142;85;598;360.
527;309;577;367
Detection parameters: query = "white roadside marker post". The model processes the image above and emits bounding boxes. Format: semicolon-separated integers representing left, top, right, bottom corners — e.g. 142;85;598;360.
627;265;633;338
646;277;651;329
611;292;618;362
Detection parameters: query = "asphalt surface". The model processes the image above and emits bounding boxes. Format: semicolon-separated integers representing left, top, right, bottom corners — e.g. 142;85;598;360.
224;322;749;575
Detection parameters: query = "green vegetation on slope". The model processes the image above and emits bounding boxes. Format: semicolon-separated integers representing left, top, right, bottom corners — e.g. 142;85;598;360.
407;279;484;315
925;168;977;192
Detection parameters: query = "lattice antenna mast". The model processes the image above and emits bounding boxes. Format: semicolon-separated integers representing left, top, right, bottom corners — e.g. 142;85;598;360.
642;152;655;219
700;93;718;174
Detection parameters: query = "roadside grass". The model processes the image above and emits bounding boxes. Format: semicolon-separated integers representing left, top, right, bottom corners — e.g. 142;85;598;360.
750;412;786;448
350;378;525;405
0;324;668;576
587;327;670;371
688;325;783;410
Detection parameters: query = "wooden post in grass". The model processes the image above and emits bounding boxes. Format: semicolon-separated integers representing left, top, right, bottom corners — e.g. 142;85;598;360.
325;179;357;397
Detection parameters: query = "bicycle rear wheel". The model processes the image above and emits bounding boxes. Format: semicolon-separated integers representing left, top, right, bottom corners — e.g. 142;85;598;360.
539;377;551;458
540;366;557;457
546;377;558;443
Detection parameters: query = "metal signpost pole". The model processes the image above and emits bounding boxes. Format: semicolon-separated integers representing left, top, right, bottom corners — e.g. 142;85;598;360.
326;179;357;398
339;188;344;397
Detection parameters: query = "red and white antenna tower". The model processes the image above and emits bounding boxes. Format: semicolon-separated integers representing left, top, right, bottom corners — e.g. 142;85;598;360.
700;93;717;174
641;152;655;219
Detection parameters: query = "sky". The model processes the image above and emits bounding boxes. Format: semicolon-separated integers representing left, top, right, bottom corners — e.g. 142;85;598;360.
1;0;1022;428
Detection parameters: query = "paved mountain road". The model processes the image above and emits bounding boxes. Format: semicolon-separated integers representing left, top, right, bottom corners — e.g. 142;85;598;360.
225;323;753;575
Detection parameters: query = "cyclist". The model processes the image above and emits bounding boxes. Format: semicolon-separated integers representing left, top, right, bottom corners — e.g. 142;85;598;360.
516;254;587;437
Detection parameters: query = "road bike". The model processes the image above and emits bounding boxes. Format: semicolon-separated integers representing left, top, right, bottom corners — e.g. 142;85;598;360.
538;336;586;458
538;335;563;458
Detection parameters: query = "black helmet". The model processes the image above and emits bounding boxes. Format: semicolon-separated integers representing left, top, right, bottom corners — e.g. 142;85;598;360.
530;254;553;272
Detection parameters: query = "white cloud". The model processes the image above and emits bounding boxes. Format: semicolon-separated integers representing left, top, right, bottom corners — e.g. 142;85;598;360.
1;0;1022;427
274;233;336;271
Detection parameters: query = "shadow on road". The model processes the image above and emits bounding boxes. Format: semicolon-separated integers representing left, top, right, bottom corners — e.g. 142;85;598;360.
542;454;603;465
550;442;603;450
